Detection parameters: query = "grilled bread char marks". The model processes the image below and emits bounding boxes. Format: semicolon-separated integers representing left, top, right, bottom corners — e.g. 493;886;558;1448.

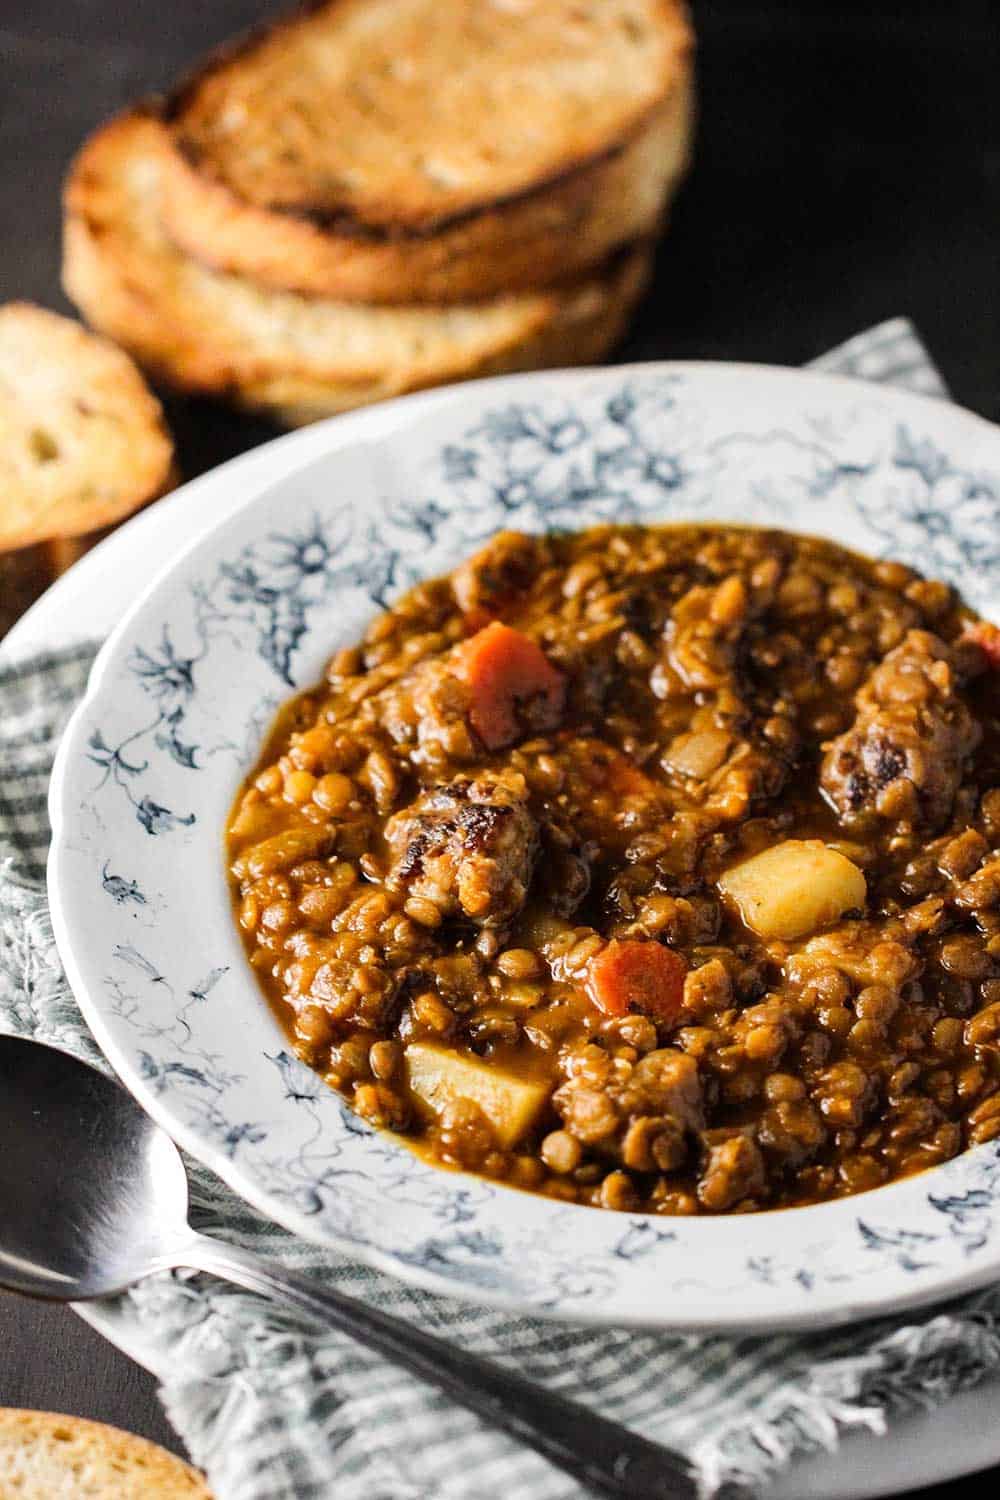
63;113;652;427
159;0;694;303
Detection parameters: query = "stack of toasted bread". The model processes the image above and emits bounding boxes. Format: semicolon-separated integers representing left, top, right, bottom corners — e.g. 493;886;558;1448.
63;0;694;428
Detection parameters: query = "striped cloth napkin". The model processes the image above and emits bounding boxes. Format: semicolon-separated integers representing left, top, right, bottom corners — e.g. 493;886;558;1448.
3;320;999;1500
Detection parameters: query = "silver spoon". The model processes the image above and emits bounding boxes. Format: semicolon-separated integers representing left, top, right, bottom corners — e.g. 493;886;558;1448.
0;1034;714;1500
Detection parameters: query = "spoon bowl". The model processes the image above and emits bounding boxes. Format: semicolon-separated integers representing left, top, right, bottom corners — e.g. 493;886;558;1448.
0;1035;188;1298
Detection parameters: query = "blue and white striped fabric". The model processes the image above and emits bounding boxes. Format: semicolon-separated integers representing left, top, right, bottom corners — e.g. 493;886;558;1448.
3;321;998;1500
808;317;950;399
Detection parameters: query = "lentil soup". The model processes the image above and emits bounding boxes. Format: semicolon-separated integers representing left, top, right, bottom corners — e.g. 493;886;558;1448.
227;525;1000;1215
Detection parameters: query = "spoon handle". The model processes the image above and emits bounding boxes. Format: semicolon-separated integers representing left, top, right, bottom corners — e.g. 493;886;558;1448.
180;1232;706;1500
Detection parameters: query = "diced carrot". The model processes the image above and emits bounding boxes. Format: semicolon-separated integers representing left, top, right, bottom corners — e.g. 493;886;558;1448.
966;620;1000;669
455;621;565;750
598;751;660;800
565;742;660;799
584;939;688;1024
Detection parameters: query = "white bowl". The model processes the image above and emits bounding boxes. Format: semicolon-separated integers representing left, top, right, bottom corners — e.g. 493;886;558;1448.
49;362;1000;1331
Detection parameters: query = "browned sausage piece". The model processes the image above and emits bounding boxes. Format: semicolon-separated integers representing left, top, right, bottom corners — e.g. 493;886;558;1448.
820;629;981;830
384;771;538;928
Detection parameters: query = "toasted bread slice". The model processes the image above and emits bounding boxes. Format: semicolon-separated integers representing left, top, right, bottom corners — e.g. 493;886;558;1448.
158;0;693;302
0;1409;211;1499
0;302;175;552
63;113;651;428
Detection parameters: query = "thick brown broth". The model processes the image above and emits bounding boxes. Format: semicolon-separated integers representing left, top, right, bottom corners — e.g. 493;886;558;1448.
227;524;1000;1214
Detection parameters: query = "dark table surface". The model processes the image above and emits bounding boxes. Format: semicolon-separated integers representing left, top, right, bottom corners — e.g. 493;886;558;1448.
1;0;999;1493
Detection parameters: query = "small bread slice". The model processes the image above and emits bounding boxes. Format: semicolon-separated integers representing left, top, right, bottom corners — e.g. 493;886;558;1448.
158;0;694;302
0;303;175;553
0;1409;211;1498
63;113;652;428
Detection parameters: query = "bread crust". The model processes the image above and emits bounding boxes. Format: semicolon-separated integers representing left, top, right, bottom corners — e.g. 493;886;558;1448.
0;301;175;551
156;0;693;302
242;251;651;426
63;113;652;427
0;1409;211;1498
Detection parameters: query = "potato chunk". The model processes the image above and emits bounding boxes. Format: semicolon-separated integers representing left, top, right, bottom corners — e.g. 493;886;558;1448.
405;1042;547;1147
718;839;866;941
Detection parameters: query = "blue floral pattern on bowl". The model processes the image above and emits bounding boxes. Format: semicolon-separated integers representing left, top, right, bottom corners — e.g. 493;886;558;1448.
48;364;1000;1330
